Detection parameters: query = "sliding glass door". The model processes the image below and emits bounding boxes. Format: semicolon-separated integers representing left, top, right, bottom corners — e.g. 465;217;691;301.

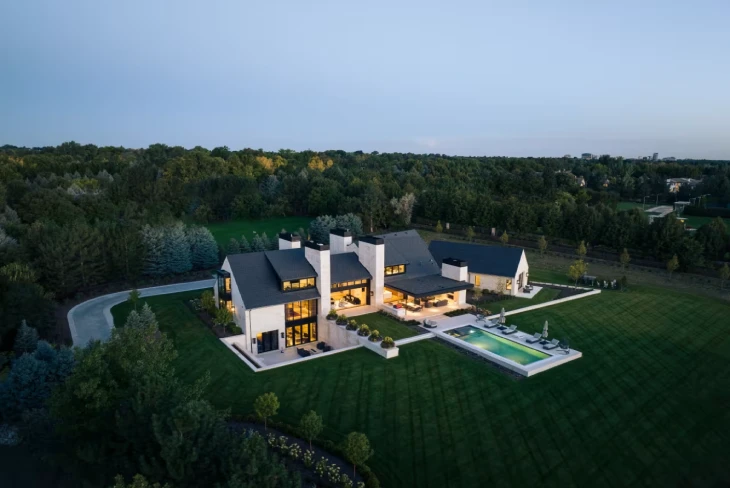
256;330;279;354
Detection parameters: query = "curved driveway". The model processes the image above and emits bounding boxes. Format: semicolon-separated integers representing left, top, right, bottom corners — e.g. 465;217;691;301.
67;279;215;347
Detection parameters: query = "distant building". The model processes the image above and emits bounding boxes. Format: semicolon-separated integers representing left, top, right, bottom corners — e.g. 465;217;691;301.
581;153;592;159
563;154;571;159
652;153;659;161
664;157;677;162
666;177;701;193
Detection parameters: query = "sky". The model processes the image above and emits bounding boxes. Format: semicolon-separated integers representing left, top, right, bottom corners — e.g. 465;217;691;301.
1;0;729;159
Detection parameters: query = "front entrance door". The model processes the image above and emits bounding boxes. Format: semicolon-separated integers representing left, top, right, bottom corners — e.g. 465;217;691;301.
257;330;279;353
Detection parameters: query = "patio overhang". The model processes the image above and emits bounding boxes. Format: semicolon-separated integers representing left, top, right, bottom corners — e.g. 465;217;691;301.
384;274;473;298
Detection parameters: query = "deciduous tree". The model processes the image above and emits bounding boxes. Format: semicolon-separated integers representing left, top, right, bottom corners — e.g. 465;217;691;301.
568;259;587;287
254;392;279;431
341;432;373;479
537;235;547;258
666;254;679;280
620;248;631;270
299;410;323;450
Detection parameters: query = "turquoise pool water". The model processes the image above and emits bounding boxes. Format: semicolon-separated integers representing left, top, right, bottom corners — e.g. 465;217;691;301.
445;326;549;365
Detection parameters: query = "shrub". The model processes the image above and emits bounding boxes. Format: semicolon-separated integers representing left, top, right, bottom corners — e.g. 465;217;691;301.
357;324;370;337
336;314;348;326
303;449;314;468
230;325;242;335
368;330;381;342
381;337;395;349
346;319;359;331
327;309;338;320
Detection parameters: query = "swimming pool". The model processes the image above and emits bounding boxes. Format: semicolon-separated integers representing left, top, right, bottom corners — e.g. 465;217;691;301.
444;325;549;365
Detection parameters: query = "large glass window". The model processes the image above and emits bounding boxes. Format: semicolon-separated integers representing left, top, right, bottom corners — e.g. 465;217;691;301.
474;275;481;287
384;265;406;276
285;320;317;347
285;299;317;321
256;330;279;353
282;277;316;292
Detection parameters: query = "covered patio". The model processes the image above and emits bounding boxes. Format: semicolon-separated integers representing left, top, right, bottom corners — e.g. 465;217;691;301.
382;274;473;319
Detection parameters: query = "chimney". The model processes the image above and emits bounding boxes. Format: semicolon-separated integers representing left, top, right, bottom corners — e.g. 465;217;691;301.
278;232;301;250
358;236;385;306
442;258;468;305
329;228;353;255
304;241;331;326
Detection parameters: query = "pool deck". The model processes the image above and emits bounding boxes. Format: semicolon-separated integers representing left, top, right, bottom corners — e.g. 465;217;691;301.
429;313;582;377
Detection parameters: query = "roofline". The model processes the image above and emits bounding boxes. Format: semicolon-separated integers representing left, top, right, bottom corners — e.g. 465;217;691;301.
442;258;467;267
330;228;352;237
278;232;301;242
359;235;384;245
304;240;330;251
385;280;473;299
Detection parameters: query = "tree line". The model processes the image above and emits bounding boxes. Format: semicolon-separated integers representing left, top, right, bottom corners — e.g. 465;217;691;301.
1;143;729;349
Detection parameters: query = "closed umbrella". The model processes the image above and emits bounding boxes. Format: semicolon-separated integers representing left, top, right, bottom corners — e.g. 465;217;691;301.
499;308;506;325
542;320;549;340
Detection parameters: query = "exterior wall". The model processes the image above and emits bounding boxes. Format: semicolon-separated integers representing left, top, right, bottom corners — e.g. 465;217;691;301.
248;304;286;354
330;234;353;255
278;238;301;250
454;290;467;305
468;251;529;297
304;244;331;341
442;262;468;281
222;259;248;331
358;241;384;306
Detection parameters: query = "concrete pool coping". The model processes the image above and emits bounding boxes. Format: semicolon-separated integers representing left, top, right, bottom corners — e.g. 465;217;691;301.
435;319;582;377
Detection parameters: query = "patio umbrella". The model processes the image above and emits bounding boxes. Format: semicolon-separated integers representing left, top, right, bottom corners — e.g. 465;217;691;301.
542;320;549;339
499;308;506;325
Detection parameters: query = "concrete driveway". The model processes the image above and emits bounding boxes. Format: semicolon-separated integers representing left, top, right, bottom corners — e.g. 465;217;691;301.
67;279;215;347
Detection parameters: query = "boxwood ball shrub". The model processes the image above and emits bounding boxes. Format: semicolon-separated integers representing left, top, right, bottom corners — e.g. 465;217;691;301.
336;314;348;326
346;319;359;331
357;324;370;337
381;336;395;349
368;329;381;342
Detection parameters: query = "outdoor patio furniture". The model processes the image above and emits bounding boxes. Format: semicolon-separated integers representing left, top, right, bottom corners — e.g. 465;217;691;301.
435;299;448;307
406;302;422;312
423;319;438;328
502;325;517;335
316;342;326;350
297;347;311;357
526;332;542;343
475;314;486;323
485;320;500;328
543;339;560;350
323;345;333;352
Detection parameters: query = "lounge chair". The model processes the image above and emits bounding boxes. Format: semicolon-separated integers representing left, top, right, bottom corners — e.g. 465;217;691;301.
475;314;486;323
526;332;542;343
543;339;560;350
423;319;438;329
502;325;517;335
316;342;326;351
297;347;311;357
484;320;500;329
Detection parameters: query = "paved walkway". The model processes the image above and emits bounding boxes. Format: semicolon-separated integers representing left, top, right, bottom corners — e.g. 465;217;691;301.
67;279;215;347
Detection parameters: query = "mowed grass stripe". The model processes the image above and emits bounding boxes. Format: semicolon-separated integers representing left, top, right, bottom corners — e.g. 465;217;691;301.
111;284;730;488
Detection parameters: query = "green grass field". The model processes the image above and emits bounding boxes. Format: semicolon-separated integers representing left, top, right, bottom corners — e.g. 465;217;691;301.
111;284;730;488
350;312;417;340
205;216;312;246
479;287;562;314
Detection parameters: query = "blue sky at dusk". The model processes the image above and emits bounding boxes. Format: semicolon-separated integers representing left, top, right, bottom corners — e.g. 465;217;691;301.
1;0;729;158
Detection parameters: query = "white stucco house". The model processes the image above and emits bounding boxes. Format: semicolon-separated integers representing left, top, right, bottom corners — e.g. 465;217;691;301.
216;229;529;360
429;240;530;296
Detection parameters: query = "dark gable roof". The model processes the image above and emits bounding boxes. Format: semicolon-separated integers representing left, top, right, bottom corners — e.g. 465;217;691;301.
264;249;317;282
376;230;441;281
330;253;371;283
428;241;524;278
385;274;472;298
227;252;319;309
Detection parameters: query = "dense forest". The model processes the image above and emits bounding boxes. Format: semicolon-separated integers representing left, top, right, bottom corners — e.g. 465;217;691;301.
1;142;729;348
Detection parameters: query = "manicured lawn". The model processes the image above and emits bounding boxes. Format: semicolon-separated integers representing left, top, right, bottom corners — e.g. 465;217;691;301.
477;287;561;314
350;312;418;340
111;285;730;488
682;215;730;233
205;216;312;246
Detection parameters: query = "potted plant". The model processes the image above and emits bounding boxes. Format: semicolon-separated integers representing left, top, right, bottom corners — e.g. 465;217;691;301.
368;329;381;342
381;336;395;349
336;314;348;326
357;324;370;337
346;319;359;331
326;309;338;322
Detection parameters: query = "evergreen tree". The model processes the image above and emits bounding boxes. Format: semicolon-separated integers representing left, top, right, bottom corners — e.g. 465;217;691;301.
260;232;272;250
163;222;192;274
251;234;266;252
186;225;219;269
139;303;157;328
14;320;39;355
124;310;144;328
239;235;251;253
226;238;240;255
141;225;166;277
